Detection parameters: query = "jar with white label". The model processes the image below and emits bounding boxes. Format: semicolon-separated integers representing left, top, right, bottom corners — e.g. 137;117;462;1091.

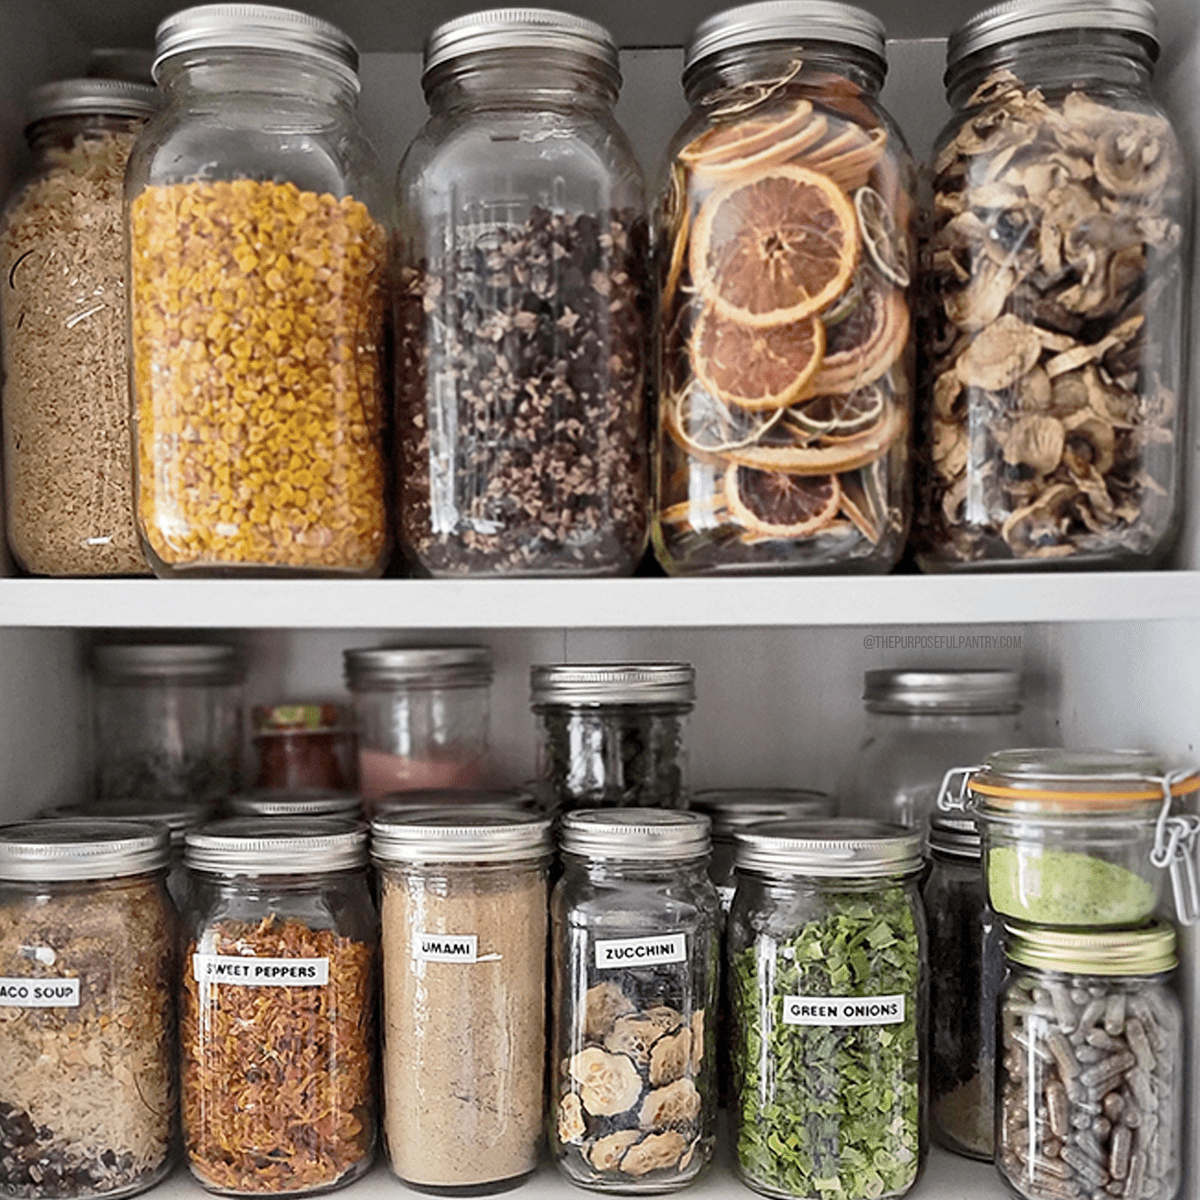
727;819;925;1200
181;819;376;1196
550;809;719;1190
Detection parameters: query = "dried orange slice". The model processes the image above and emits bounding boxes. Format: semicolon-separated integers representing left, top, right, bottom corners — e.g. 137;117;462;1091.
807;276;908;395
689;165;859;328
664;387;785;463
790;383;886;437
680;100;815;168
661;164;691;311
801;125;888;192
854;185;910;287
689;114;830;186
725;463;841;538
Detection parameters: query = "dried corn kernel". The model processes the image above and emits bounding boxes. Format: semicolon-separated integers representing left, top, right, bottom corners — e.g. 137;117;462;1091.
130;178;389;572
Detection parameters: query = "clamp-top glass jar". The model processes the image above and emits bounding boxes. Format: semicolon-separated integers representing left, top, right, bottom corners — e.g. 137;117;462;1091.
918;0;1188;570
654;1;916;575
395;9;650;578
127;4;389;577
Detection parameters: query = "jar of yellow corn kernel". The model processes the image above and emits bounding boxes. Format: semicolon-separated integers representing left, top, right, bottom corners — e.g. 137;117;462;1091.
126;4;389;577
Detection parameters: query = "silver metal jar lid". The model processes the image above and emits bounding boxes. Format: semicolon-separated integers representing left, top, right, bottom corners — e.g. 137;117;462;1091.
946;0;1159;69
559;808;710;861
1005;919;1176;975
685;1;887;74
735;818;922;877
43;798;210;846
530;662;696;706
0;819;170;881
225;791;363;819
185;818;367;874
26;79;157;125
91;642;243;684
863;669;1021;713
371;809;552;864
344;646;493;688
927;812;981;858
691;788;835;837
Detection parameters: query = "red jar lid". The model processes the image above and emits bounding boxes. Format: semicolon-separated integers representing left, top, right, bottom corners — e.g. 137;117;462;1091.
252;703;347;734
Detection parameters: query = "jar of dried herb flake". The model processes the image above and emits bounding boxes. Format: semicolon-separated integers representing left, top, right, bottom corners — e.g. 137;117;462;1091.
395;8;651;577
127;4;388;576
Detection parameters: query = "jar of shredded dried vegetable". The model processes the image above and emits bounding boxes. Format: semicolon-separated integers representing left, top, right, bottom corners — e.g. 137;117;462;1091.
250;703;355;792
917;0;1188;570
126;4;389;576
181;818;376;1195
653;1;916;576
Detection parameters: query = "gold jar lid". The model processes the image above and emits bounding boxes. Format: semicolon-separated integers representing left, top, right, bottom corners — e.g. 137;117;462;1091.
1005;919;1177;976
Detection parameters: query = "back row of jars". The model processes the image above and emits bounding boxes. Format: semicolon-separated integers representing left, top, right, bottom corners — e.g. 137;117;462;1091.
3;0;1185;577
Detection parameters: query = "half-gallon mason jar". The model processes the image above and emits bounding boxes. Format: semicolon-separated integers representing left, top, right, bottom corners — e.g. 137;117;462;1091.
127;4;388;576
551;810;719;1189
395;8;651;577
654;1;916;575
918;0;1188;570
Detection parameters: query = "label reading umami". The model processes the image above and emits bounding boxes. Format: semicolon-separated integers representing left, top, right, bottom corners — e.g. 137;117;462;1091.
595;933;687;970
0;977;80;1007
414;934;478;963
192;955;329;986
783;994;906;1026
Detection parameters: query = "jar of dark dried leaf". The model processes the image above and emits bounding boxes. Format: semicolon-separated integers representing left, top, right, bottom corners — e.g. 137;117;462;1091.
918;0;1188;570
395;9;651;577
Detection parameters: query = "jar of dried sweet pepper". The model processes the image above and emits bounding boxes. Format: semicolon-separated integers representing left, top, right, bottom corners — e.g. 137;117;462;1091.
126;4;389;576
654;1;916;575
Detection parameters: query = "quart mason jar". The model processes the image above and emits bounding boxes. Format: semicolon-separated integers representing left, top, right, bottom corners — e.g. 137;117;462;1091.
394;9;651;577
997;922;1182;1200
126;4;389;576
551;810;719;1190
728;820;925;1200
0;79;155;577
917;0;1189;570
654;1;916;575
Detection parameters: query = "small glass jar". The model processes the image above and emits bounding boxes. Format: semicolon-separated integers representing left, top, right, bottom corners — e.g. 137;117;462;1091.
653;2;916;576
531;662;695;811
251;704;355;792
551;810;719;1190
373;786;543;817
224;790;363;820
997;922;1182;1200
0;80;155;577
344;646;493;805
917;0;1188;570
372;810;552;1192
181;819;376;1195
126;5;388;577
0;820;175;1200
395;9;650;578
728;819;925;1200
91;642;244;806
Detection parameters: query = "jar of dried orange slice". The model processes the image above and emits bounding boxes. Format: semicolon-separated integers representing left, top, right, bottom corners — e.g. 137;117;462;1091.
653;1;916;575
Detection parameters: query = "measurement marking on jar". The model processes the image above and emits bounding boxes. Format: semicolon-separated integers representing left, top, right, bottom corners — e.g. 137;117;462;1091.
0;976;80;1006
783;994;906;1026
191;955;329;985
595;933;687;969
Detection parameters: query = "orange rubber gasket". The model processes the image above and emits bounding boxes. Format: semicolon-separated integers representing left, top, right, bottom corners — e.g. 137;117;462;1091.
971;775;1200;805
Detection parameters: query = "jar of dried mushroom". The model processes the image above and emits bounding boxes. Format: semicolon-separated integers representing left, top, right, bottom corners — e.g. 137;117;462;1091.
0;819;175;1200
126;5;388;576
997;921;1183;1200
395;9;651;577
551;809;719;1189
250;703;355;792
181;818;376;1195
372;809;552;1191
654;1;916;575
918;0;1188;570
0;80;156;577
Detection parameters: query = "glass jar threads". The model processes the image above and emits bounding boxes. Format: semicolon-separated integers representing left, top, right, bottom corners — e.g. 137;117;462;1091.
181;819;376;1195
0;79;155;577
654;1;916;575
0;820;175;1200
918;0;1188;570
997;922;1183;1200
250;703;355;792
372;810;552;1192
394;9;650;578
127;4;388;576
531;662;695;811
728;819;925;1200
551;810;719;1189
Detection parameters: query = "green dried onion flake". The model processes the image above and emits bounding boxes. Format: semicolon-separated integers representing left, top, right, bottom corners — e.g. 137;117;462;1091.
732;890;921;1200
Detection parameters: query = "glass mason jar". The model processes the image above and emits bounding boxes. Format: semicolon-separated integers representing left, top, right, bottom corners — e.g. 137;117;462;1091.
551;810;719;1190
997;922;1182;1200
0;820;175;1200
250;703;356;792
842;669;1025;827
531;662;695;811
373;785;543;818
917;0;1189;570
224;790;363;820
344;646;493;805
653;1;916;576
0;80;155;577
126;5;389;577
372;810;552;1191
728;819;925;1200
394;10;651;578
91;642;244;805
181;819;376;1195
